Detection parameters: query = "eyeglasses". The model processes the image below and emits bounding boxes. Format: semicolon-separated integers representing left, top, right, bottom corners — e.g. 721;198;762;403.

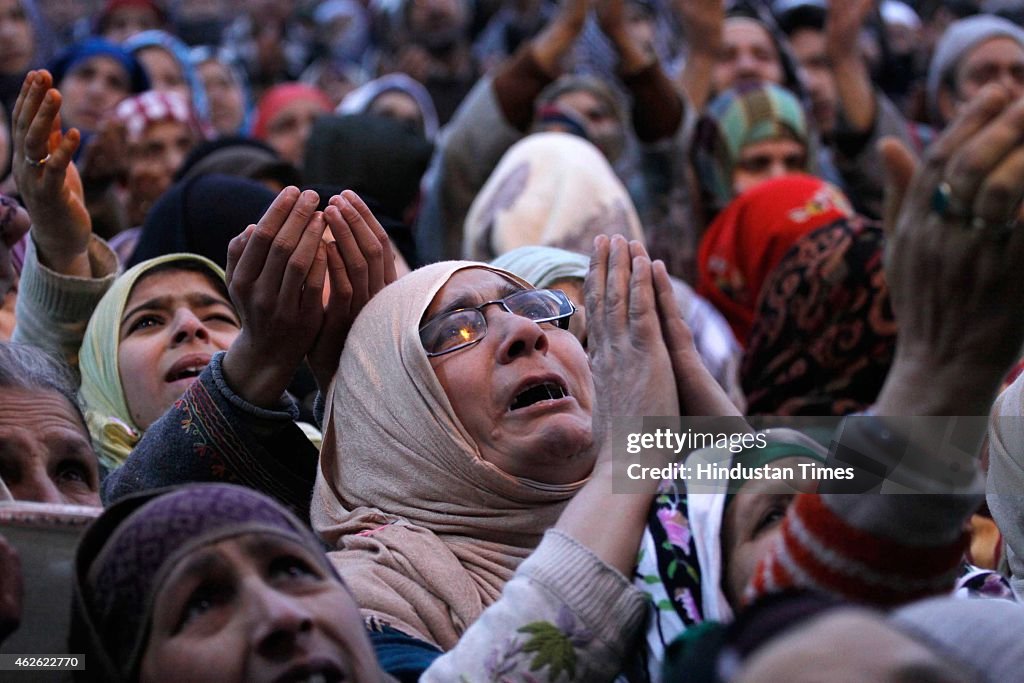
420;289;576;357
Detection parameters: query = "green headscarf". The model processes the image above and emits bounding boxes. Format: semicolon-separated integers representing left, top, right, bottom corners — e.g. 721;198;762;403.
489;245;590;289
79;254;226;471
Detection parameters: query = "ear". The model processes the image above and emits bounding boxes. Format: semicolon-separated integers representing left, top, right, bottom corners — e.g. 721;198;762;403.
937;85;959;126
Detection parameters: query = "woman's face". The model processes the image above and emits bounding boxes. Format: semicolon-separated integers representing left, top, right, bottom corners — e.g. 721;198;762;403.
117;268;240;430
0;0;34;76
101;5;162;44
127;119;198;222
141;533;382;683
424;269;595;484
0;387;100;506
548;277;587;348
368;90;423;136
58;56;133;133
264;99;325;166
136;46;191;103
732;138;807;198
720;456;819;607
198;60;245;135
714;18;784;93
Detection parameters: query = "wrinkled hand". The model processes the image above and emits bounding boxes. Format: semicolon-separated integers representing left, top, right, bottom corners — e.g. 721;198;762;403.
652;260;742;418
826;0;874;61
12;70;89;276
0;534;22;645
876;85;1024;414
532;0;590;75
222;187;328;407
308;190;398;393
586;235;680;441
674;0;724;57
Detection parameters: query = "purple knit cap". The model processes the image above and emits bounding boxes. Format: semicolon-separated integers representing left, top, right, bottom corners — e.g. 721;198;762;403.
73;484;332;682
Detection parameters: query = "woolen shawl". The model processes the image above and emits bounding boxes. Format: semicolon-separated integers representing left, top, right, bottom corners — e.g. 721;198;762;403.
311;261;588;649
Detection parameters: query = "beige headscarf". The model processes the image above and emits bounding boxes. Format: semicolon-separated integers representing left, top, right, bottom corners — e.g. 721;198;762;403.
463;132;646;261
311;261;589;649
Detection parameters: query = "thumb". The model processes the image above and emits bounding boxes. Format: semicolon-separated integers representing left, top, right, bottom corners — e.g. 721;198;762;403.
879;136;918;238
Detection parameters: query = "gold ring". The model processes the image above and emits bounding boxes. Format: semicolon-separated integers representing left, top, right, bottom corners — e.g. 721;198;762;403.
24;153;50;168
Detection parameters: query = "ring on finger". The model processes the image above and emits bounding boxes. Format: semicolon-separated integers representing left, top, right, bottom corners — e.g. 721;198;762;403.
930;181;972;221
24;153;50;168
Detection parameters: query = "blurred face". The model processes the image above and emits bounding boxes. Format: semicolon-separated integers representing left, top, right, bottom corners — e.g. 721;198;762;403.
550;89;621;160
118;269;240;430
736;610;971;683
720;456;819;607
369;90;424;136
127;120;198;223
198;60;246;135
714;18;784;93
102;5;162;43
0;387;100;506
948;37;1024;118
425;269;595;484
141;534;384;683
407;0;466;45
265;99;325;166
0;0;33;75
58;55;132;133
788;28;837;134
137;46;191;102
732;138;807;197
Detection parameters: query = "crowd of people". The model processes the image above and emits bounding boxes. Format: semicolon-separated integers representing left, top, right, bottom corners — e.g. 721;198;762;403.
1;0;1024;680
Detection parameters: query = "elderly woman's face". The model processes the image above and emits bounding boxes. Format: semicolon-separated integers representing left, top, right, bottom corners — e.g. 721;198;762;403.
0;387;100;505
118;268;240;430
141;533;382;683
424;269;595;484
732;138;807;198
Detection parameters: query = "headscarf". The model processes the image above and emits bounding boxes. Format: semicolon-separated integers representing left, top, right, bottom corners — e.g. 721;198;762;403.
926;15;1024;124
127;174;276;269
71;484;335;683
311;261;588;649
741;217;895;415
124;30;211;126
463;132;646;261
986;372;1024;598
638;429;827;674
174;137;300;188
337;72;438;141
189;46;255;136
48;38;150;95
251;83;332;140
79;254;225;470
313;0;372;64
697;174;854;345
113;89;203;145
489;245;590;290
692;82;810;211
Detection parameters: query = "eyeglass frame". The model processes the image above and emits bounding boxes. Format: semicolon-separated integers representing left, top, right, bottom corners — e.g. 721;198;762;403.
419;288;577;357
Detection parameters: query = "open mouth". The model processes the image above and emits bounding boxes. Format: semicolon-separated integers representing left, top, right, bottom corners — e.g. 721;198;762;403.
510;382;568;411
164;354;213;384
164;365;206;382
274;662;346;683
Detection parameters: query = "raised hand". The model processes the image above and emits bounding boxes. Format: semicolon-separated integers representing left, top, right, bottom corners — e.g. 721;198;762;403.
221;187;328;407
596;0;654;73
826;0;874;62
674;0;725;110
11;70;89;276
586;235;679;441
531;0;591;75
307;190;398;393
875;84;1024;416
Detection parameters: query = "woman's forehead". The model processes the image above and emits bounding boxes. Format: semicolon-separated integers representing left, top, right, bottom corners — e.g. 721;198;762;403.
424;268;526;317
125;267;228;307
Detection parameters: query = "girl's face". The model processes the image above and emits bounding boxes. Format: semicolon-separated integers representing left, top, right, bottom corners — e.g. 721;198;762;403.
126;119;198;223
720;456;819;607
136;46;191;103
117;268;240;430
264;99;326;166
141;533;383;683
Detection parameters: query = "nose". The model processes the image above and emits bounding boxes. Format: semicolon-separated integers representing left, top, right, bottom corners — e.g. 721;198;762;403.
998;71;1024;100
248;582;315;661
11;467;64;505
170;308;210;346
768;159;790;179
491;309;549;364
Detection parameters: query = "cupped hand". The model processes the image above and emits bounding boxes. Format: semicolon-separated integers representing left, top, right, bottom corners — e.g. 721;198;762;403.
876;85;1024;414
221;187;328;407
307;190;398;393
12;70;89;276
